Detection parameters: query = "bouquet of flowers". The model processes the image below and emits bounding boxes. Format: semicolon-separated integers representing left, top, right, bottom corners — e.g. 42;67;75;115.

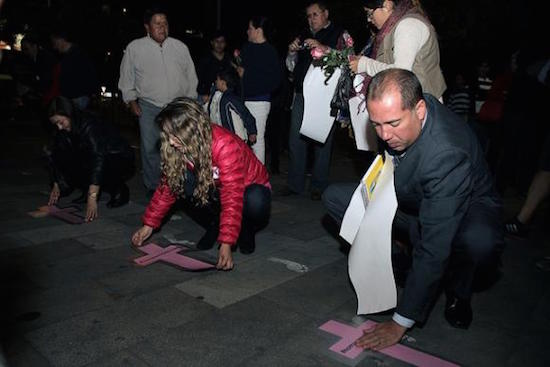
311;31;355;85
311;32;355;123
232;49;242;67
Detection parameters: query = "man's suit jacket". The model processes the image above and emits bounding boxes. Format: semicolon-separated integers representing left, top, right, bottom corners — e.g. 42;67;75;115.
388;94;500;322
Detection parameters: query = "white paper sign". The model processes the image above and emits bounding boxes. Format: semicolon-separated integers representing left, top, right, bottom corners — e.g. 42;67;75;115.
341;152;398;314
300;65;341;143
349;74;378;152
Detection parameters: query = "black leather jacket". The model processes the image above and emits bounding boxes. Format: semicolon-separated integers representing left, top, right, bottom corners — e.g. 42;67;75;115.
52;111;132;185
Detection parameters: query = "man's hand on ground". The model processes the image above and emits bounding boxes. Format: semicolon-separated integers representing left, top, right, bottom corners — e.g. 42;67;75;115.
355;320;407;351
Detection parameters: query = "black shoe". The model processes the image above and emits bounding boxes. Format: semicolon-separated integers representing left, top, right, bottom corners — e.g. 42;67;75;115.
237;225;256;254
444;296;472;329
504;217;528;239
197;223;219;250
107;184;129;208
310;189;322;201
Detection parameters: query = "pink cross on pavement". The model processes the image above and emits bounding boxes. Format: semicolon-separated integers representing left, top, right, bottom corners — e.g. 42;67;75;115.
28;205;84;224
319;320;459;366
133;243;215;272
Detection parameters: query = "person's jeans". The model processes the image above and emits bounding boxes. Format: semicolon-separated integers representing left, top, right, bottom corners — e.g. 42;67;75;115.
182;170;271;241
138;100;162;191
245;101;271;164
287;93;334;194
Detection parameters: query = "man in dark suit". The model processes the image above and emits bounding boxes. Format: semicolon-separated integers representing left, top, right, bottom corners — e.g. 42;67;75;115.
322;69;503;350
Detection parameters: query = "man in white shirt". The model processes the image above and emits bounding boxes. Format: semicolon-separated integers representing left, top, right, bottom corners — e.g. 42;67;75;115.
118;8;198;194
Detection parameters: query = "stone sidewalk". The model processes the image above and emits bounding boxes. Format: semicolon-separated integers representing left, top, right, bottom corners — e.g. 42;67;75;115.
1;118;549;366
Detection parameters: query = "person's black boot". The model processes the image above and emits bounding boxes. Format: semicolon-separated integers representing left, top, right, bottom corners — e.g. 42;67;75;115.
444;296;473;329
237;223;256;254
197;222;219;250
107;184;130;208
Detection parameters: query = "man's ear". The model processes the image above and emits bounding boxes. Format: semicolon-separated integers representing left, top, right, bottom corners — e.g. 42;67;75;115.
383;0;394;12
415;99;426;120
144;24;150;35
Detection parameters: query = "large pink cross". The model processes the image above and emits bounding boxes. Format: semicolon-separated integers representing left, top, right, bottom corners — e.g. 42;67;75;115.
319;320;459;366
29;205;84;224
133;243;215;271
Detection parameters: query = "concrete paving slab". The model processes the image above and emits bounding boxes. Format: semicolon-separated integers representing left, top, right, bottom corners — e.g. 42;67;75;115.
3;336;52;367
260;260;356;318
82;350;151;367
25;245;137;289
174;240;343;309
13;218;128;244
25;287;211;367
96;260;198;298
77;226;135;250
0;234;40;252
131;296;309;367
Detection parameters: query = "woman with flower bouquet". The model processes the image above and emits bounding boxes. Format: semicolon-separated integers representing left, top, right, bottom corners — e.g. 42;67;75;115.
349;0;446;100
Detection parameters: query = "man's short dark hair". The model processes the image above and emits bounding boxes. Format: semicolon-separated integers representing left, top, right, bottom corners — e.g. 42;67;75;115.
306;1;329;11
367;69;424;110
209;29;226;41
217;68;238;91
143;7;168;25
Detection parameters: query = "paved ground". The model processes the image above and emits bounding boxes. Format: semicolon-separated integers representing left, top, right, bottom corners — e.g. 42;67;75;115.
1;114;549;366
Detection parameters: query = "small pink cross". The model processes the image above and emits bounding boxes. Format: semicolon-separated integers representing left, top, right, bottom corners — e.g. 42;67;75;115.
133;243;215;271
319;320;459;366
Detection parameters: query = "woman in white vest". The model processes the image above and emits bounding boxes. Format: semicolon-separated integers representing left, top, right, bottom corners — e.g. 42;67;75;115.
350;0;446;99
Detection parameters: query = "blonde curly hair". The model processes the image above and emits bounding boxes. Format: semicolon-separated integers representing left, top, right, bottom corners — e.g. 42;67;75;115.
156;97;214;205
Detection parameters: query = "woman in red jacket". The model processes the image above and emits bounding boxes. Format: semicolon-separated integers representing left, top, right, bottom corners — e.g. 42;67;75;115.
131;97;271;270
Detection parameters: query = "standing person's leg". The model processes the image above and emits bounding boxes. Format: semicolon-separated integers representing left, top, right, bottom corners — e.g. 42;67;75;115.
287;93;307;194
137;100;162;193
237;184;271;254
311;124;335;198
245;101;271;164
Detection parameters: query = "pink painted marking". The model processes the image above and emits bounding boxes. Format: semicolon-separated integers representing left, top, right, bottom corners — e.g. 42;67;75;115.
319;320;460;366
28;205;84;224
134;243;215;271
46;205;84;224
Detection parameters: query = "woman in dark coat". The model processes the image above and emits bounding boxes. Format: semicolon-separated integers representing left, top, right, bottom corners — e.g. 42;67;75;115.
47;96;135;221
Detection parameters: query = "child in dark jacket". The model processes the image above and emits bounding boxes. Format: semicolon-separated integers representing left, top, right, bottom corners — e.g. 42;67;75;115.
207;69;257;144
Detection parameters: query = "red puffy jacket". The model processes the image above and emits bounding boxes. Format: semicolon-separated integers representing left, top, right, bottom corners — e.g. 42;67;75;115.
142;124;270;245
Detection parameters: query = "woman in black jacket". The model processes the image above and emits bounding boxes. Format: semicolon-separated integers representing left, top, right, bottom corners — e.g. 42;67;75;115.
47;96;135;221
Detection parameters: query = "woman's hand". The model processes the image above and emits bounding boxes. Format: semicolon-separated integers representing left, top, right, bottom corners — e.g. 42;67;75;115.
86;198;98;222
217;243;234;270
48;182;60;206
248;134;257;145
131;225;153;246
349;55;360;73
